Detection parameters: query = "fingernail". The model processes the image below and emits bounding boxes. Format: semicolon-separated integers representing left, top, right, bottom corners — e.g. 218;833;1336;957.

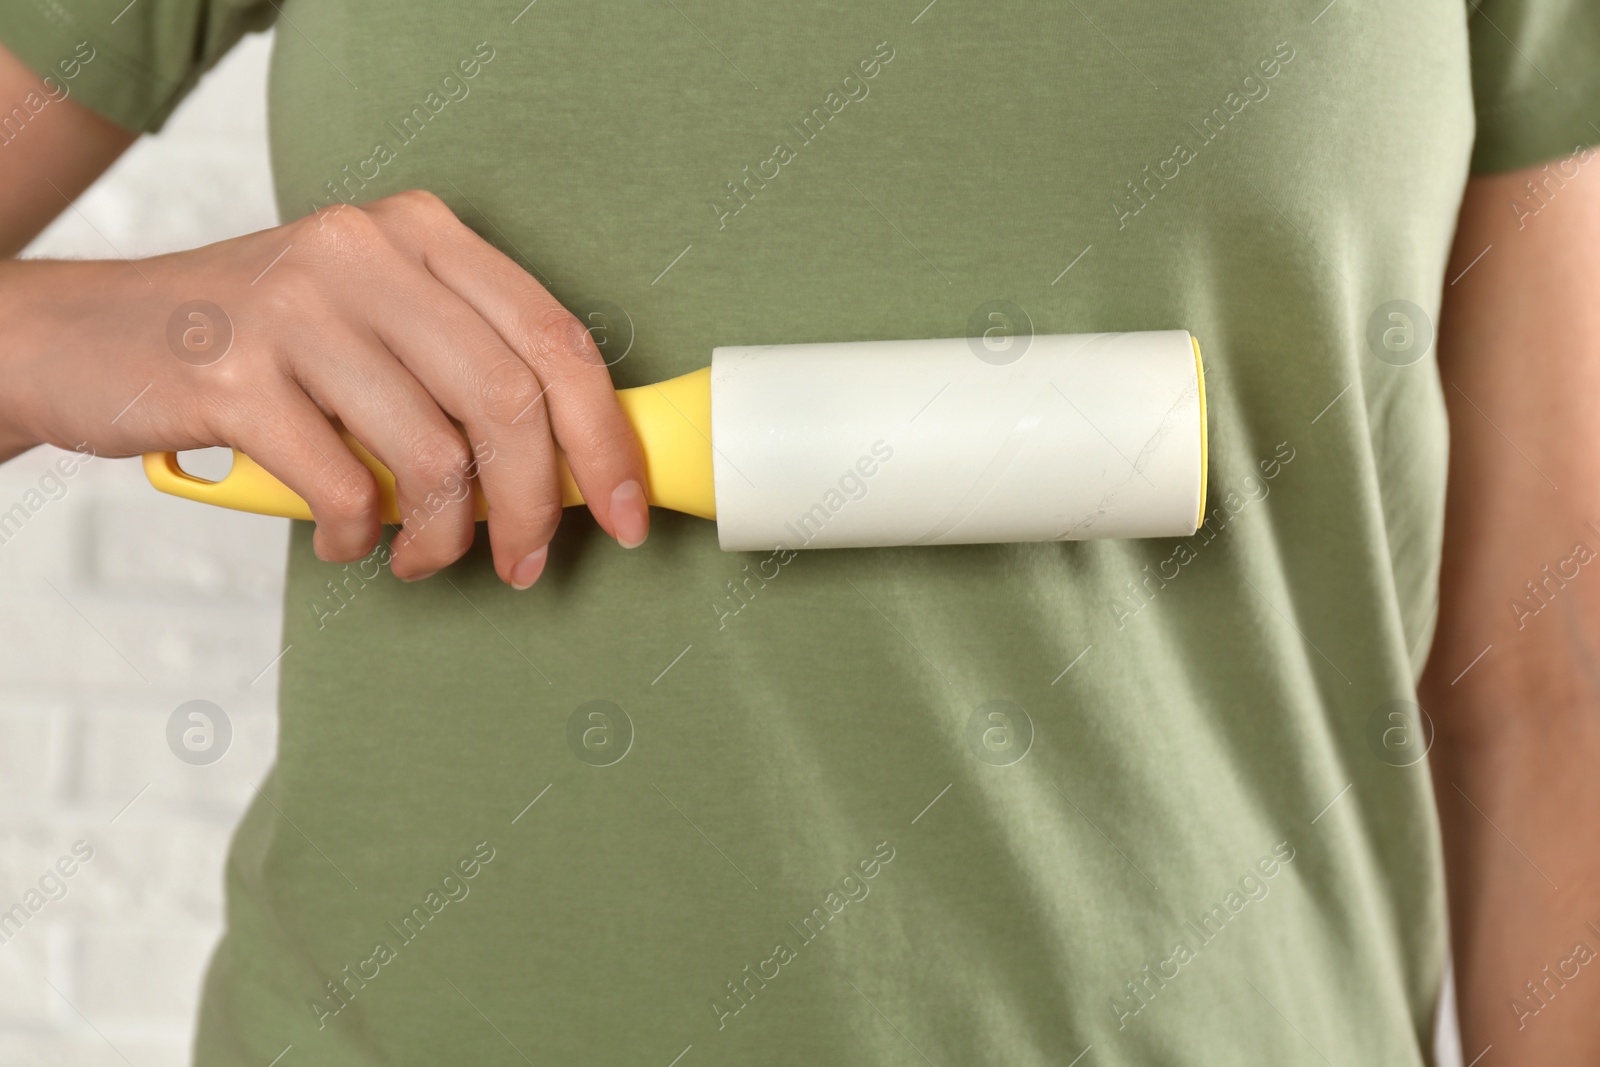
511;545;548;590
610;479;648;548
399;568;438;583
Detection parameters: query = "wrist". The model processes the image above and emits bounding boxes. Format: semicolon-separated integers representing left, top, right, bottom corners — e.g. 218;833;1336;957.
0;264;43;463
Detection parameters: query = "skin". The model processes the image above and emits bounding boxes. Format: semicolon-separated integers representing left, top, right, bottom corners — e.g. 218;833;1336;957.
1423;150;1600;1062
3;37;1597;1062
0;41;649;590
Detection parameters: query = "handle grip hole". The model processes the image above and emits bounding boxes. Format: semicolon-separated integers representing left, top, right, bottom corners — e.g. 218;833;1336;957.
175;447;236;484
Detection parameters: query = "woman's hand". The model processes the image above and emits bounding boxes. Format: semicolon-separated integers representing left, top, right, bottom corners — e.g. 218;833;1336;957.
0;190;650;587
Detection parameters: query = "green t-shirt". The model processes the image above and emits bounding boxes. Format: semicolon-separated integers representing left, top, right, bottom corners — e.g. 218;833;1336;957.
9;2;1600;1063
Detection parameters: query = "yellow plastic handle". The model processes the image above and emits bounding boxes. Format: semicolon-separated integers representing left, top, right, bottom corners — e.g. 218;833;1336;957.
144;366;717;523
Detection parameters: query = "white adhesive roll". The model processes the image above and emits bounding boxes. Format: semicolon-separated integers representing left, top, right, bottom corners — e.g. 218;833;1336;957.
710;331;1207;551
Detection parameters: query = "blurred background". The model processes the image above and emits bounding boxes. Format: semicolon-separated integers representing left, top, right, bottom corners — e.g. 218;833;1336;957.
0;31;285;1066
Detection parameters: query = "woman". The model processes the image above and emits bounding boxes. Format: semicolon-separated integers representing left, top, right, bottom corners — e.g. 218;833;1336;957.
2;1;1597;1063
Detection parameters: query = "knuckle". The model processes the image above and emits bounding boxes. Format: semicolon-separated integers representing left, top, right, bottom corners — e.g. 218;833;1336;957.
562;412;637;465
478;360;544;425
302;202;382;252
382;188;455;226
203;349;265;397
526;305;599;367
396;187;450;214
315;466;379;524
197;357;288;432
400;516;473;563
408;429;474;493
522;496;565;535
587;416;641;461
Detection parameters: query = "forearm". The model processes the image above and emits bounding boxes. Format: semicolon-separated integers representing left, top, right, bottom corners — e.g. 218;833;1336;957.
1424;155;1600;1061
0;38;138;460
0;258;70;463
1425;660;1600;1059
0;257;157;464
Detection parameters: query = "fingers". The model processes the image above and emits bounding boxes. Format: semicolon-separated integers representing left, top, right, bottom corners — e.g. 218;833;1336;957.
225;385;382;564
371;190;650;549
288;328;485;582
359;268;568;587
258;189;649;590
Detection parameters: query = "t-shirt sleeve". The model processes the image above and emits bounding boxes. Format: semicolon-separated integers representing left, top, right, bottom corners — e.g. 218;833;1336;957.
1469;0;1600;173
0;0;276;133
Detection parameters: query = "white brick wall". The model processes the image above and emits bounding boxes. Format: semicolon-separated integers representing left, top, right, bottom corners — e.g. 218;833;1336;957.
0;32;285;1066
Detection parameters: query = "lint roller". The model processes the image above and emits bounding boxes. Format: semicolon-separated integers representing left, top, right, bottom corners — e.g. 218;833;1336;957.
144;330;1208;550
